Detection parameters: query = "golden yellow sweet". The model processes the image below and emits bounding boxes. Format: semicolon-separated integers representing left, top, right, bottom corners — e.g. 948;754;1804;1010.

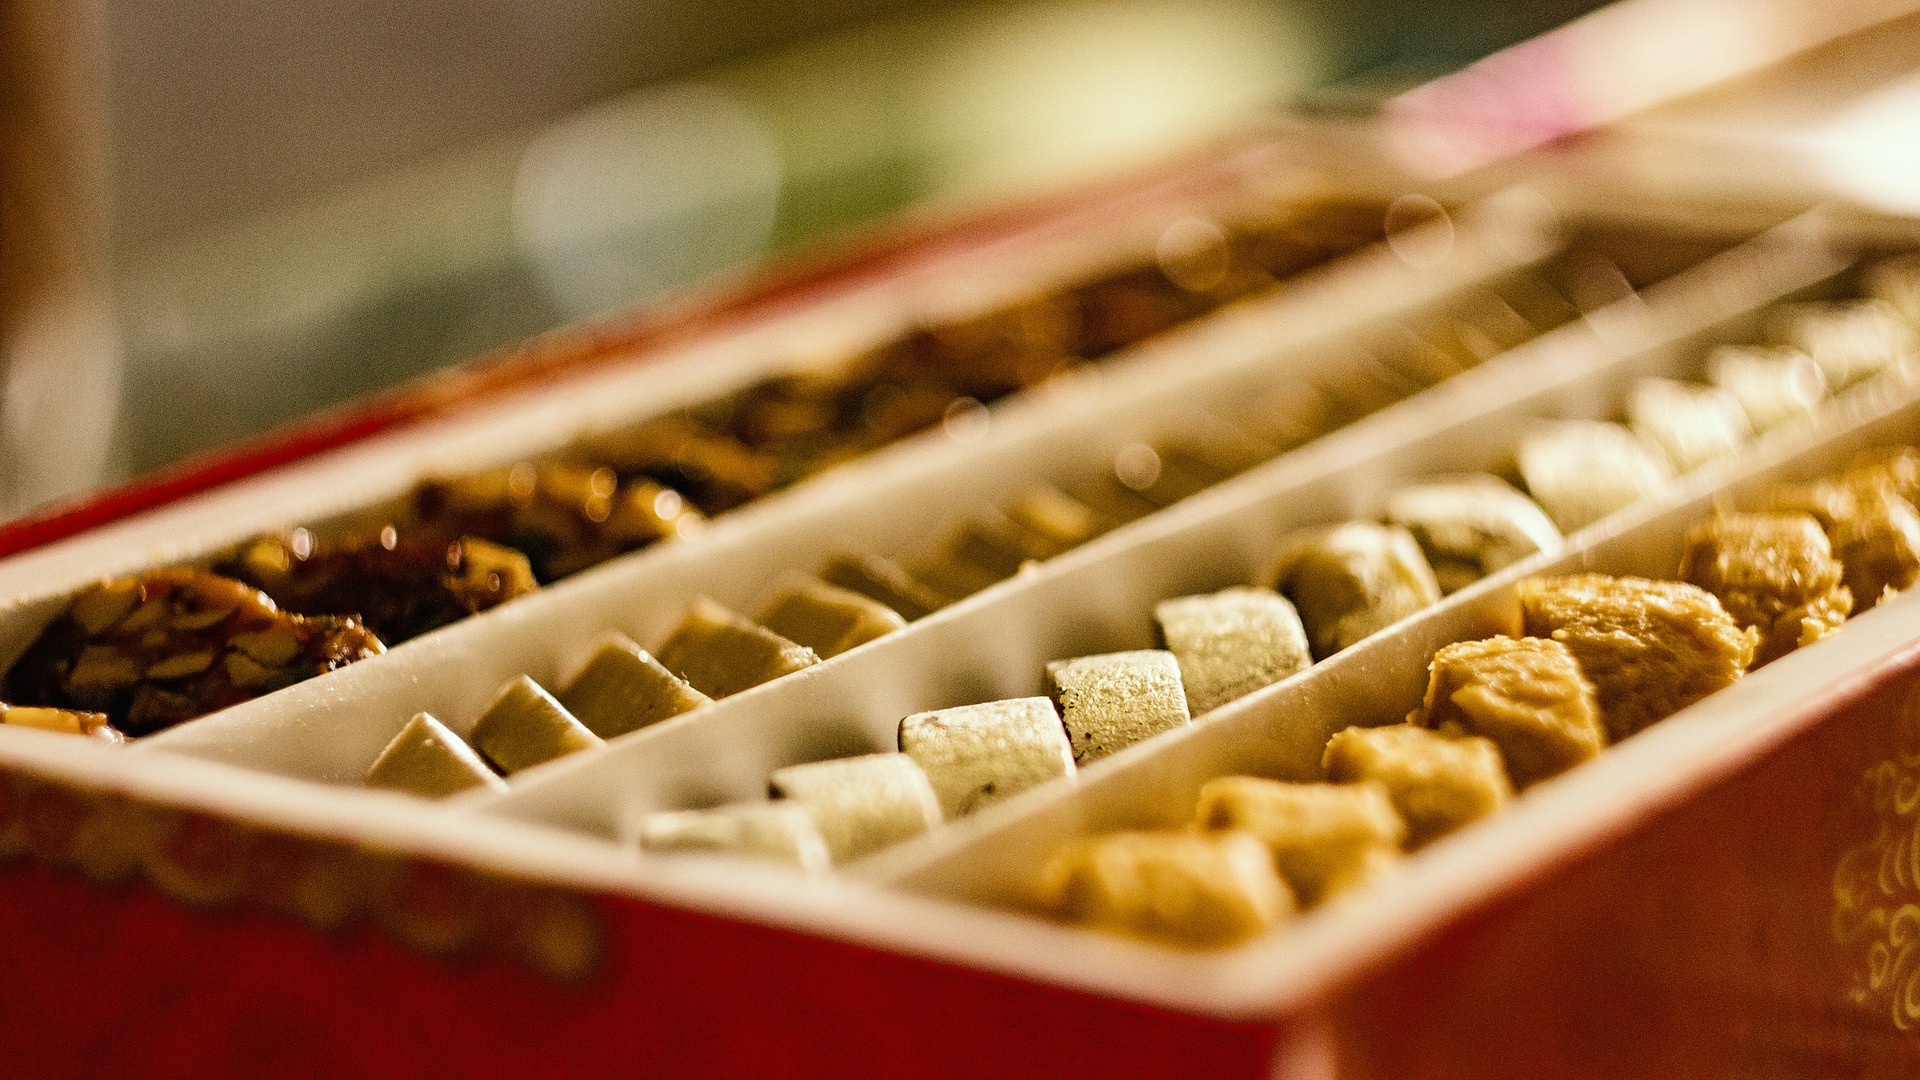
1679;512;1851;665
757;578;906;659
1321;724;1510;847
1518;574;1756;741
1412;636;1604;788
1039;829;1294;947
1194;777;1404;905
557;634;711;738
654;598;819;699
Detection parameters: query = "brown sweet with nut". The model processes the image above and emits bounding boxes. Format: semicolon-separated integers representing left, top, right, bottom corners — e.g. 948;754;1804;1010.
413;461;703;580
219;528;537;644
2;568;385;736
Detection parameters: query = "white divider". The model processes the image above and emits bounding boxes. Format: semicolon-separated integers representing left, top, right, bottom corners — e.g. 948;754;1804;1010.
465;214;1854;843
131;194;1565;783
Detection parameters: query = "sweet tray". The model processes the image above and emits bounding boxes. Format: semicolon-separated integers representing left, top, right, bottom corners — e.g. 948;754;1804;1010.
3;133;1919;1076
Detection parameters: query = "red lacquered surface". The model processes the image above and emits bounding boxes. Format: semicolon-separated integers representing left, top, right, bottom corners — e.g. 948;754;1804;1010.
0;858;1274;1079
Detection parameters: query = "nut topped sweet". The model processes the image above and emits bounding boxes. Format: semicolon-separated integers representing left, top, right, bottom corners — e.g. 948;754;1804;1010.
4;568;386;736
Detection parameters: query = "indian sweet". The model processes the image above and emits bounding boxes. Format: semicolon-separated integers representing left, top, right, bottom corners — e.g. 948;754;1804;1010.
1771;299;1916;389
1194;777;1404;905
1267;522;1441;659
365;712;506;798
1383;474;1563;594
1321;723;1511;847
1153;586;1312;715
556;633;712;738
756;578;907;660
3;568;385;736
767;753;944;863
1517;574;1756;741
1038;828;1294;947
1626;377;1752;475
467;675;604;774
654;598;819;699
1706;345;1826;433
1410;636;1605;788
1045;650;1192;763
897;697;1076;819
636;801;831;873
1517;420;1673;533
1679;512;1851;665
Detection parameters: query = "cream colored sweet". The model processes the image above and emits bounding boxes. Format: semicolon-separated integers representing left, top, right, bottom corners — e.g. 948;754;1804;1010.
1153;586;1311;715
468;675;604;774
1518;574;1756;741
636;801;831;873
898;697;1074;818
1267;522;1441;660
1679;512;1852;665
1383;474;1563;594
768;753;943;862
1706;345;1826;433
654;598;819;699
1194;777;1405;905
1321;724;1510;847
1627;377;1752;475
757;578;907;659
1412;636;1605;788
820;552;946;621
365;712;506;797
1517;420;1673;533
557;633;711;738
1772;299;1917;389
1039;829;1294;947
1045;650;1191;764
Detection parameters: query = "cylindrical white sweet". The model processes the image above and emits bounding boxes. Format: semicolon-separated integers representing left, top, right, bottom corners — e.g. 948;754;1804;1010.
637;801;830;873
1771;299;1917;389
1154;587;1311;715
1045;650;1191;763
898;697;1075;818
768;753;943;863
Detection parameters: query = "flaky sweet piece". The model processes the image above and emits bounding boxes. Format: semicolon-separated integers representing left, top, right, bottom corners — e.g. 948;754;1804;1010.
222;529;537;644
1045;650;1192;763
1322;724;1511;847
556;633;711;738
1762;480;1920;611
1679;512;1851;665
757;578;906;659
1154;586;1311;715
637;801;831;873
468;676;604;774
768;753;943;863
654;598;819;699
1412;636;1604;788
1039;829;1295;947
1518;574;1756;742
1518;420;1674;534
1195;777;1404;906
1383;474;1563;594
1267;522;1441;660
898;697;1074;818
4;568;386;736
365;712;505;798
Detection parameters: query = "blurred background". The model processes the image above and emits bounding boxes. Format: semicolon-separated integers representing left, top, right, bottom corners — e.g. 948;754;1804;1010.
7;0;1918;518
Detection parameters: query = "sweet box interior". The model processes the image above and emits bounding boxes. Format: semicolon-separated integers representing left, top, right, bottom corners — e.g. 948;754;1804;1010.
9;119;1920;1077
